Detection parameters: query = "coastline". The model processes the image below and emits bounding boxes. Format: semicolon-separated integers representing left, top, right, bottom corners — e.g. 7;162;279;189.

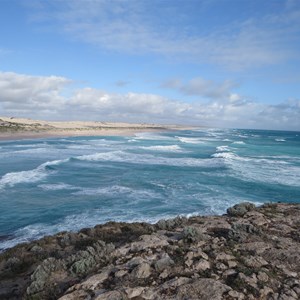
0;202;299;299
0;116;197;141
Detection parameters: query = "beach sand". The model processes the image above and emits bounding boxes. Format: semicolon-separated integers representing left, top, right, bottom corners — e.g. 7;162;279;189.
0;116;194;140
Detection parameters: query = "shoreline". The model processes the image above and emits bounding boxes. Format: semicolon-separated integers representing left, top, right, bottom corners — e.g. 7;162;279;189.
0;116;198;141
0;202;299;299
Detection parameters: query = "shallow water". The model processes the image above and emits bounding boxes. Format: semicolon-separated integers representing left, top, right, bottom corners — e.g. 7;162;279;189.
0;128;299;250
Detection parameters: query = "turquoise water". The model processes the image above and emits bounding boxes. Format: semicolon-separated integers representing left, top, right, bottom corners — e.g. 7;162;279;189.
0;128;299;250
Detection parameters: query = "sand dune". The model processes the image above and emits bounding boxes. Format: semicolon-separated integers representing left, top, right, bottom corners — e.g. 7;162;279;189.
0;116;193;140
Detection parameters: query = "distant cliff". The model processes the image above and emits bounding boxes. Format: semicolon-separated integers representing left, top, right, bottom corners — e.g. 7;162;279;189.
0;202;299;299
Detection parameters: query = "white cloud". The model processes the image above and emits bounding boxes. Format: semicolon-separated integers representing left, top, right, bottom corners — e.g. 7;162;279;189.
26;0;300;70
0;71;299;130
162;77;238;99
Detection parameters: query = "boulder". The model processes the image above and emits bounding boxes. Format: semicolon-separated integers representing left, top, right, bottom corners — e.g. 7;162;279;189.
227;202;256;217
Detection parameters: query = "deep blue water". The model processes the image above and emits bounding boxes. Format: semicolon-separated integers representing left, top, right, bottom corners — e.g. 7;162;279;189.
0;128;299;250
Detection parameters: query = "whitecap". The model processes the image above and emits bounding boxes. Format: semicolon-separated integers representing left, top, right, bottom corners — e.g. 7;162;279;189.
216;145;230;152
134;132;174;141
177;137;205;144
76;150;223;168
212;152;236;159
13;147;49;154
38;183;79;191
233;141;245;145
275;139;286;142
73;185;161;199
140;145;182;152
0;159;69;190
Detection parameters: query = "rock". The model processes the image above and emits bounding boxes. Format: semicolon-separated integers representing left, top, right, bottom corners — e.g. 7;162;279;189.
215;262;227;271
30;245;44;253
243;256;268;268
75;268;111;290
125;287;145;298
131;262;151;279
156;216;187;230
216;252;235;261
58;290;92;300
159;268;169;279
126;256;146;267
130;234;169;251
1;203;300;300
236;272;258;290
259;287;274;298
227;202;256;217
257;271;269;282
194;259;210;271
182;226;207;243
228;260;237;268
174;278;231;300
114;269;127;278
154;254;174;272
94;290;123;300
228;290;245;299
160;277;191;290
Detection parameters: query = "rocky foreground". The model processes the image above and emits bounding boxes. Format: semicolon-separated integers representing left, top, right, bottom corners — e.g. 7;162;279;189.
0;203;300;300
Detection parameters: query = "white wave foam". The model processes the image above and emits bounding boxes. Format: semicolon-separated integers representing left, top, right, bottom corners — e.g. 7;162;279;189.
76;150;223;168
212;152;236;159
0;159;68;190
177;137;205;144
216;145;230;152
233;141;245;145
140;145;182;152
38;183;78;191
13;147;49;154
275;139;286;142
73;185;161;199
134;133;174;141
213;151;300;187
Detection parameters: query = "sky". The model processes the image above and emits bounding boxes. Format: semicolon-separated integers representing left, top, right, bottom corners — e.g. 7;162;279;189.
0;0;300;130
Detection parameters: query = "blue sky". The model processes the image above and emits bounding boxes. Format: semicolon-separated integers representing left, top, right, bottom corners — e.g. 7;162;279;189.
0;0;299;130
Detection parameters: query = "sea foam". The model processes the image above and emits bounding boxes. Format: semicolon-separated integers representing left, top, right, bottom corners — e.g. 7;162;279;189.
0;159;68;190
140;145;182;152
76;150;223;168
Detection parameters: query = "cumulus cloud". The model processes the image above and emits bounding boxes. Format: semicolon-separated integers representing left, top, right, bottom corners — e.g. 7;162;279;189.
0;71;299;130
0;72;70;117
25;0;300;70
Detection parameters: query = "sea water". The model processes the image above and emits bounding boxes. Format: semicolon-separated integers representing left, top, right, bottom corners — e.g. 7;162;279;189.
0;128;299;250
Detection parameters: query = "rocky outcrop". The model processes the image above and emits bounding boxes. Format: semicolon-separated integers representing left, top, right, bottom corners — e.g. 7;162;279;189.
0;203;300;299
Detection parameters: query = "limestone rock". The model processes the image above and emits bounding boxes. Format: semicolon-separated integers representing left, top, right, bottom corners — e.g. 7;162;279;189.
58;290;92;300
154;254;174;272
94;290;123;300
131;262;151;279
174;278;231;300
227;202;256;217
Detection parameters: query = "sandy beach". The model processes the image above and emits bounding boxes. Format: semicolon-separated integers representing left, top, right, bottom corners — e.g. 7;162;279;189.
0;116;193;140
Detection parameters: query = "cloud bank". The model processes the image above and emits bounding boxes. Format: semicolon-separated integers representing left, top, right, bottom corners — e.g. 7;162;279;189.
0;71;299;131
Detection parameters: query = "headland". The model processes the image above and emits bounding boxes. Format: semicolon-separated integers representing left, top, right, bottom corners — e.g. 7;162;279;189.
0;202;299;299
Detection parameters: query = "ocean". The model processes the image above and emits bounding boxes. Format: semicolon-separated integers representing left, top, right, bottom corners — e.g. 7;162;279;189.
0;128;299;251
